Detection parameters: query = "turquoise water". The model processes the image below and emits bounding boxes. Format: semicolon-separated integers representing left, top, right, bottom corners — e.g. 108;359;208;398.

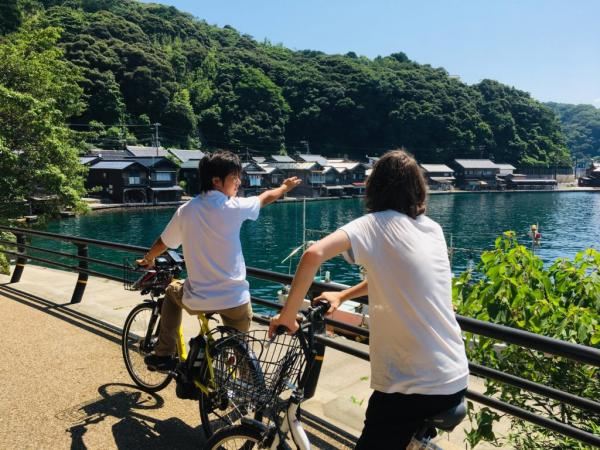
37;192;600;301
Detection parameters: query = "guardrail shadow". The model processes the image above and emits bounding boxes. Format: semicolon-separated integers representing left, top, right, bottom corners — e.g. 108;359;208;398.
56;383;205;449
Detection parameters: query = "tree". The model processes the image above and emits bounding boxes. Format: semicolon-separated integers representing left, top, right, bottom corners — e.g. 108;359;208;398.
0;25;86;208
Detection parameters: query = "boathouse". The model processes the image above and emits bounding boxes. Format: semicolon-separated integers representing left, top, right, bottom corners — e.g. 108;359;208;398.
420;164;455;190
452;159;499;189
86;160;149;203
578;161;600;187
133;157;182;203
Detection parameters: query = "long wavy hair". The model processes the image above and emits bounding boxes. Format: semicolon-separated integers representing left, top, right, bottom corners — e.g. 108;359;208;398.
365;149;427;219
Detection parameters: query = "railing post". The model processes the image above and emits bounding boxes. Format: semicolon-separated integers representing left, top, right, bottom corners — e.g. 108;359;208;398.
10;233;27;283
71;244;88;304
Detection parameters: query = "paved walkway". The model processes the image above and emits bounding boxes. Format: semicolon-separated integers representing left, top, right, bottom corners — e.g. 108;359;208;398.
0;265;505;449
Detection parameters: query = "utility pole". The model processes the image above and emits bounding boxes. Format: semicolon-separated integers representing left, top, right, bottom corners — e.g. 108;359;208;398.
153;122;161;157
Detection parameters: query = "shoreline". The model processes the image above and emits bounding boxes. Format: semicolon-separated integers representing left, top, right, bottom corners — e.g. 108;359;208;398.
86;186;600;212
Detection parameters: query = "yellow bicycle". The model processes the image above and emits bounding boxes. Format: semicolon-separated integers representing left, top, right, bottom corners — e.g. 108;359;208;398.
121;250;263;438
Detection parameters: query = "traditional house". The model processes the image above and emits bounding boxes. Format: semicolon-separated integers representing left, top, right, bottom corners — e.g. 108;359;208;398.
133;157;182;203
86;160;149;203
578;161;600;187
268;161;325;197
504;175;557;190
241;162;269;195
452;159;500;189
328;161;367;194
258;164;284;187
420;164;455;190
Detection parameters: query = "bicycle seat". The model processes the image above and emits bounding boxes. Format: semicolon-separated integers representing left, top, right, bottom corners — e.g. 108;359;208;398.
423;400;467;431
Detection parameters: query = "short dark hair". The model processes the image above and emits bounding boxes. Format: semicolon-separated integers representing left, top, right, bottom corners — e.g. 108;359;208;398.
198;150;242;193
365;149;427;219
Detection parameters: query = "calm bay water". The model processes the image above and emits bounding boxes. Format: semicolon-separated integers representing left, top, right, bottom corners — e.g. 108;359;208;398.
37;191;600;301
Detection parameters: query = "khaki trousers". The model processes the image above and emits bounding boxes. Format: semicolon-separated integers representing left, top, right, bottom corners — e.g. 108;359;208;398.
155;280;253;356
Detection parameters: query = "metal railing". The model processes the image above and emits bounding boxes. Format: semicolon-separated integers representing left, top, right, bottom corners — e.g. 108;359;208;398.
0;225;599;447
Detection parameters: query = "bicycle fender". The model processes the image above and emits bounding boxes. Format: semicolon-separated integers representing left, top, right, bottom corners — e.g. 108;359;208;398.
288;412;310;450
240;417;268;432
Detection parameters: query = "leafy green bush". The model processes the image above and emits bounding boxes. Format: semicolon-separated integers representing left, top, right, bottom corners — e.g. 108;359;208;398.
453;232;599;449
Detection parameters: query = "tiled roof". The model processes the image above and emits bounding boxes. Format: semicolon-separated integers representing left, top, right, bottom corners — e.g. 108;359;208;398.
270;155;296;163
270;162;320;170
329;162;362;171
129;157;177;168
454;159;498;169
126;145;168;157
495;164;517;170
86;149;130;159
297;154;328;166
89;161;140;170
79;156;100;165
420;164;454;173
168;149;205;162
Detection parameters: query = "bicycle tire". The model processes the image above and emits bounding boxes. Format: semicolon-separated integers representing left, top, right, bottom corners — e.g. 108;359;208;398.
204;423;270;450
122;302;173;392
199;335;264;439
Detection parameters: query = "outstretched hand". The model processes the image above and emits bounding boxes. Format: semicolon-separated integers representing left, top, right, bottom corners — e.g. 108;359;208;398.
281;177;301;193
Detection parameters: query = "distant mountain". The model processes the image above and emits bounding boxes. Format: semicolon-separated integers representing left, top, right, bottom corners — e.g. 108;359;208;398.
545;102;600;159
2;0;570;166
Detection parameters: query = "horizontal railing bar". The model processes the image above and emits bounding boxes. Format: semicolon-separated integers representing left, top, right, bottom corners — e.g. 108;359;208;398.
0;240;126;272
457;316;600;368
466;391;600;447
1;250;123;283
469;363;600;413
0;226;148;253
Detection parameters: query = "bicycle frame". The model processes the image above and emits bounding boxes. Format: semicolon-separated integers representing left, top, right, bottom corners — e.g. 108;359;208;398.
172;311;218;395
266;306;329;450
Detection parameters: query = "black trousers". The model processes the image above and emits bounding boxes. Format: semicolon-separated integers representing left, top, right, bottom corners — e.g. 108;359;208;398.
354;388;466;450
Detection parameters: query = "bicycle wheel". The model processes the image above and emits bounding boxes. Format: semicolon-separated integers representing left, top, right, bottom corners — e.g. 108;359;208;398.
199;336;264;438
122;302;173;392
204;423;265;450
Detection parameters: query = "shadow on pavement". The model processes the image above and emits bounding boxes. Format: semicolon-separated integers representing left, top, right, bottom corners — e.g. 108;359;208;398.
56;383;206;449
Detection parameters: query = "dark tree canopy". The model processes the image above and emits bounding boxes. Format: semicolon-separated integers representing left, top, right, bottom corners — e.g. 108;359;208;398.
3;0;573;167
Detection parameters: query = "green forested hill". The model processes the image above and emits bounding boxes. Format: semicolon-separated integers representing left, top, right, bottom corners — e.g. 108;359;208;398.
2;0;571;168
545;102;600;159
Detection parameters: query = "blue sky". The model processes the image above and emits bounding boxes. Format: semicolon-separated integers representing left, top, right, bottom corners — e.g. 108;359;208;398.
144;0;600;106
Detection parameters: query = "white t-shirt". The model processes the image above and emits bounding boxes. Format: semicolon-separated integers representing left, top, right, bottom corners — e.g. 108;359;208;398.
340;210;469;395
160;191;261;311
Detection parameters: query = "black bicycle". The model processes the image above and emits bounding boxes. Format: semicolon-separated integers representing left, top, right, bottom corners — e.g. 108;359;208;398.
204;300;466;449
121;250;264;438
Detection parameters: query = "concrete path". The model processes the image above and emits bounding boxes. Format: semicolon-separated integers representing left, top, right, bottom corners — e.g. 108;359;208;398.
0;265;509;449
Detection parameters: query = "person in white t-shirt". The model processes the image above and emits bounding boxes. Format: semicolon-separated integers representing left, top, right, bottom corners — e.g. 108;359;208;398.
140;150;301;372
269;149;468;449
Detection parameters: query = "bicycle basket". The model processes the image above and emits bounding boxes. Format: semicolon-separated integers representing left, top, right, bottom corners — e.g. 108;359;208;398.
209;330;306;411
123;259;172;292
